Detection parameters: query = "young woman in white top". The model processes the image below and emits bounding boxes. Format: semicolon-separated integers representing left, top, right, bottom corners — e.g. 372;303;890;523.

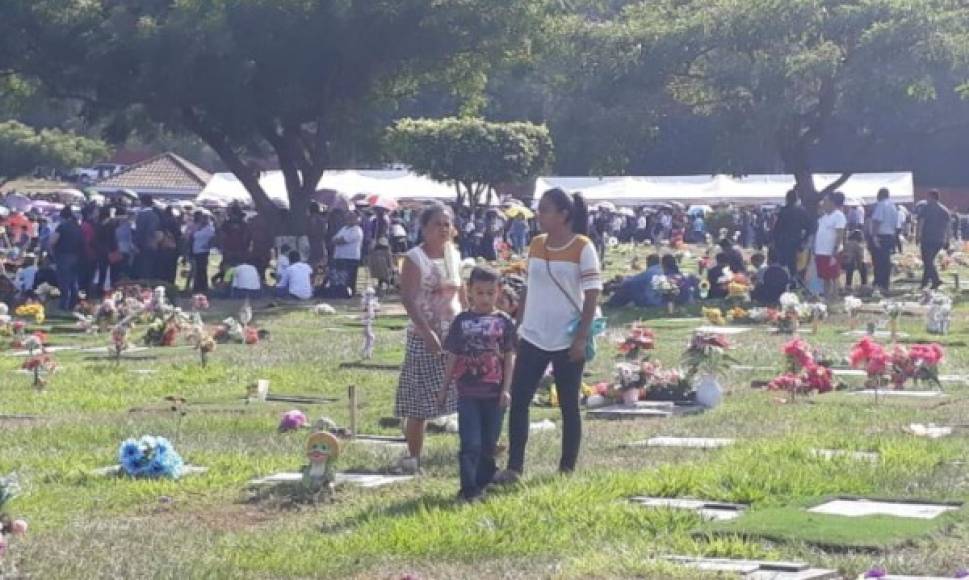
393;203;465;474
495;188;602;484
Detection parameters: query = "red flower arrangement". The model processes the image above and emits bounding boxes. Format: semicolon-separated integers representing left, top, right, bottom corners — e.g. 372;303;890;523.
617;326;656;358
767;338;833;396
849;337;944;390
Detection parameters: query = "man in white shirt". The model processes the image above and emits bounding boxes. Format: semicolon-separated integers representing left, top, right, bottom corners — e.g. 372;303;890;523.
229;260;263;299
869;188;898;291
331;212;364;297
895;203;909;252
14;254;38;297
276;251;314;300
813;191;847;300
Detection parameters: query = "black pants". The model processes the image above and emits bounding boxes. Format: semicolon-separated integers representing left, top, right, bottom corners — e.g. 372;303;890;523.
844;261;868;287
507;339;584;474
334;258;360;297
193;252;209;293
921;242;944;289
871;234;895;289
95;256;112;297
774;243;799;287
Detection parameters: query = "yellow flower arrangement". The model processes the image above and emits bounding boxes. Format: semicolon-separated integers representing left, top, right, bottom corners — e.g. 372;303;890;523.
703;307;726;326
15;303;45;325
727;307;748;322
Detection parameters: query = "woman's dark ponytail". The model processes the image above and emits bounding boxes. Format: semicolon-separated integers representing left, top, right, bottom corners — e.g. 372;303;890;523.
570;193;588;236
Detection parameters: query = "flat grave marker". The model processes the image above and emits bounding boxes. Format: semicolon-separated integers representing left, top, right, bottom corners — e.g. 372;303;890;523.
587;401;705;420
905;424;957;439
694;325;752;335
852;390;946;399
811;449;879;462
808;498;960;519
92;464;208;477
248;471;413;489
843;330;910;339
665;556;837;580
630;497;747;521
627;436;735;449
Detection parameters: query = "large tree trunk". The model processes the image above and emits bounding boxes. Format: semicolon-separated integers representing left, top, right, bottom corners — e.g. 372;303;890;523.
182;107;284;233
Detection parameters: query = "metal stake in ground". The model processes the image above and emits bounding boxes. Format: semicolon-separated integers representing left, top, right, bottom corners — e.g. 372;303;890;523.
348;385;358;438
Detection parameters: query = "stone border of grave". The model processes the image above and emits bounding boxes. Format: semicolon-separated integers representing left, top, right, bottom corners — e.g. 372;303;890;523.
247;471;414;490
92;465;208;478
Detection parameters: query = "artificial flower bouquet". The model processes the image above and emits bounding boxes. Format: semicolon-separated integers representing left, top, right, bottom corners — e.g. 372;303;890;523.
617;326;656;359
703;307;726;326
14;302;44;325
640;361;694;401
850;337;945;390
118;436;184;479
0;473;27;562
767;338;834;398
682;332;735;379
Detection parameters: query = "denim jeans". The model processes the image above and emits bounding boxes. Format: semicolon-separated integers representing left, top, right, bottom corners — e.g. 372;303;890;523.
507;339;585;474
457;396;504;499
55;254;79;311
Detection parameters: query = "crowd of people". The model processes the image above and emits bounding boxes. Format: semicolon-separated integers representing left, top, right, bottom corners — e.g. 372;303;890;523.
0;185;957;316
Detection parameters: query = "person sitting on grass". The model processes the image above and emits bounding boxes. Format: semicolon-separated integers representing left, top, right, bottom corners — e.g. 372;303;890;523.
604;254;662;308
274;244;292;282
228;258;263;299
751;255;790;305
436;266;516;503
750;252;767;285
276;251;313;300
705;252;730;300
14;254;38;299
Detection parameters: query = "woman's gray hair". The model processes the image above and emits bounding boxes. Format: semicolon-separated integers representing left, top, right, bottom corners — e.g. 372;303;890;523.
419;202;453;229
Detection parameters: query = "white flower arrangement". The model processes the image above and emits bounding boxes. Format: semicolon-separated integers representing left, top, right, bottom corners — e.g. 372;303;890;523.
844;296;863;317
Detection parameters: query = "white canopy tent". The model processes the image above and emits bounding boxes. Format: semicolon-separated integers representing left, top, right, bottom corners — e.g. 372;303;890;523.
534;173;914;206
197;169;462;208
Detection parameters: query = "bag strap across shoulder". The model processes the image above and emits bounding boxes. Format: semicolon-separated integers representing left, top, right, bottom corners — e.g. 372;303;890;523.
544;238;582;316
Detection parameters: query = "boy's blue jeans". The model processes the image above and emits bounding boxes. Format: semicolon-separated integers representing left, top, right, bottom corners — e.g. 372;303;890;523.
457;396;505;499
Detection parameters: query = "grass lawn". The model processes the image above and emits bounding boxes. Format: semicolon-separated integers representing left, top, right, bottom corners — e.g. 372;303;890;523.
2;242;969;578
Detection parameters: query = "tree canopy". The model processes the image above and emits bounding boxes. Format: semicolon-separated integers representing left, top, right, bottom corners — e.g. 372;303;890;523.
0;120;109;186
386;117;553;210
9;0;546;227
536;0;969;207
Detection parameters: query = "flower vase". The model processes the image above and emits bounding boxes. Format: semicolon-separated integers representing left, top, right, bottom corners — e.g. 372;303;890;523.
694;373;723;408
890;318;898;342
621;388;640;406
812;318;820;335
666;301;675;315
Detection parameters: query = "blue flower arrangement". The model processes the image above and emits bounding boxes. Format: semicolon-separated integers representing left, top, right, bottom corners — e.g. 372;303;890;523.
117;436;184;479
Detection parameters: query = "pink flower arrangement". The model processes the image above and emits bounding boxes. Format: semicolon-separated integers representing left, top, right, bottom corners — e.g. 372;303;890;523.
278;410;307;432
768;338;833;396
850;337;889;378
783;338;814;370
850;338;945;389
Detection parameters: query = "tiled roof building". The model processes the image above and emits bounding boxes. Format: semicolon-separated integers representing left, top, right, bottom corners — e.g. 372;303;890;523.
94;152;212;200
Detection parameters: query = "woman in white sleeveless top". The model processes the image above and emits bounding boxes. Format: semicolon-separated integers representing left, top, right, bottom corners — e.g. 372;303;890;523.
393;203;464;474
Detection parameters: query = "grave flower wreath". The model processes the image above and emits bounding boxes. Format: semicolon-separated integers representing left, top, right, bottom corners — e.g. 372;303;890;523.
118;436;185;480
0;474;27;561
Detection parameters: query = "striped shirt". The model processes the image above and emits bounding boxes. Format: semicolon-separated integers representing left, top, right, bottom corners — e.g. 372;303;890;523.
520;234;602;351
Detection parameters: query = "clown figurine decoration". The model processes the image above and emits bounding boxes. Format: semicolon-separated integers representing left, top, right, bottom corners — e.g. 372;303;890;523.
302;431;340;499
360;287;378;360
